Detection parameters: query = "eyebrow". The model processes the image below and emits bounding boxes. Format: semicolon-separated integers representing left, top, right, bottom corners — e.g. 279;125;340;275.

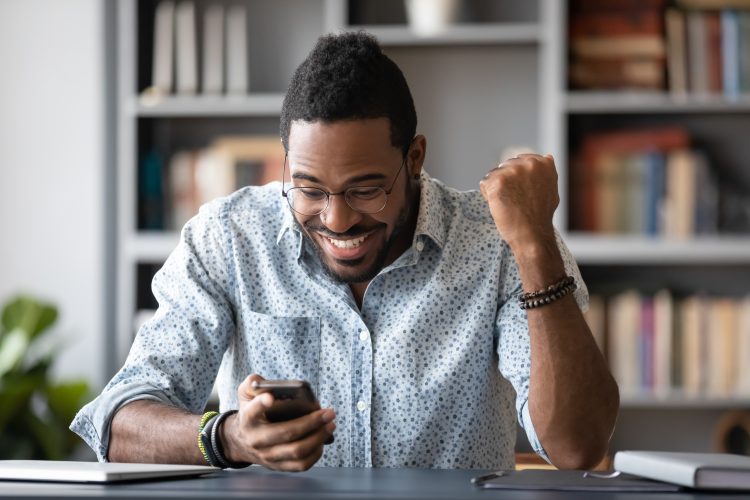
291;172;388;185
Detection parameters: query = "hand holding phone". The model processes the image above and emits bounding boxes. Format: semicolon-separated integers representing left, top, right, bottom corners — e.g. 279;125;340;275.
251;379;319;422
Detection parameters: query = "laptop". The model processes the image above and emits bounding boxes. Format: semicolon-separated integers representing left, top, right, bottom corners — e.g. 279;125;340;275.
0;461;217;483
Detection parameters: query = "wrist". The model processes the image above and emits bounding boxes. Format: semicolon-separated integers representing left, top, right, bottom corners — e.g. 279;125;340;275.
217;411;243;466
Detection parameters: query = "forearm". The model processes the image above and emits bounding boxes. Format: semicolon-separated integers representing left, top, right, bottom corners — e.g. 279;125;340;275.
511;236;619;469
108;400;205;464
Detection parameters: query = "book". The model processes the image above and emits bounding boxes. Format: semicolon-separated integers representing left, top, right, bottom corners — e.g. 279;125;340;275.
664;149;697;239
583;294;607;355
676;0;750;8
643;151;666;236
614;451;750;489
226;4;248;94
704;11;724;93
652;289;673;396
608;290;642;394
175;1;197;94
201;3;224;94
665;8;689;96
736;295;750;396
680;295;707;396
707;298;738;396
151;1;175;95
739;11;750;92
569;59;665;89
722;9;741;99
687;10;709;94
570;35;667;59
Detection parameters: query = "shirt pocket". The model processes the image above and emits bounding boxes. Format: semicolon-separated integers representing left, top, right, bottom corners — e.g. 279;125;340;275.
243;313;321;394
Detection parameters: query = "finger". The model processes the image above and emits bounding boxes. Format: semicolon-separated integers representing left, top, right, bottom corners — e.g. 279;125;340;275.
238;374;266;401
253;408;335;449
261;424;333;464
241;390;275;423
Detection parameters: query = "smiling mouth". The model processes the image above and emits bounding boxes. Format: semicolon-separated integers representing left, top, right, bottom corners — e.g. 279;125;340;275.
326;234;368;249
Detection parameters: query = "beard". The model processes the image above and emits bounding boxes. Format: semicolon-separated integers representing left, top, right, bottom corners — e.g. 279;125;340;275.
296;180;417;284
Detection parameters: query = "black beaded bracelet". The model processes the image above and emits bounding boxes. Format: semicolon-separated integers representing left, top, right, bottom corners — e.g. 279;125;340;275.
518;276;577;310
211;410;251;469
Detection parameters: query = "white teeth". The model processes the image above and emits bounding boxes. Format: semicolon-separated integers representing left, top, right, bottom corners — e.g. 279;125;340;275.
328;235;367;249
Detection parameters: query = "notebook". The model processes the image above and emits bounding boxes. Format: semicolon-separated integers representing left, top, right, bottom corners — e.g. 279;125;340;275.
0;461;217;483
472;469;680;491
614;451;750;490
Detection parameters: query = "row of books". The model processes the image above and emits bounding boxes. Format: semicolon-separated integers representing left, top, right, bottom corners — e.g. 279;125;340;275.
584;290;750;398
146;1;249;98
568;0;750;95
139;136;284;231
666;5;750;97
570;127;719;236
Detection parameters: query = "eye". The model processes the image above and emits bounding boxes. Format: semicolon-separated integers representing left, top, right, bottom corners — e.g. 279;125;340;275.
348;187;382;200
297;187;326;200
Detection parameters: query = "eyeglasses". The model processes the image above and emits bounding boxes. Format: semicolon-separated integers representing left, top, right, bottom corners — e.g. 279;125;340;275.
281;155;407;216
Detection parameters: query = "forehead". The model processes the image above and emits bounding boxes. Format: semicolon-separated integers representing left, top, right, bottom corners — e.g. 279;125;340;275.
287;118;397;164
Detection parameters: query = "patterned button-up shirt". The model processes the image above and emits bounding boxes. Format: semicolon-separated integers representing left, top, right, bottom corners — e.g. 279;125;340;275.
71;172;587;469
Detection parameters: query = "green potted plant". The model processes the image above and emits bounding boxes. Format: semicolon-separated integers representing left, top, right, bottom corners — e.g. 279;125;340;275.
0;295;90;459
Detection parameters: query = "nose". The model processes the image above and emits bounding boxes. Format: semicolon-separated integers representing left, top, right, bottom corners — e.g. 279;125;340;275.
320;194;362;234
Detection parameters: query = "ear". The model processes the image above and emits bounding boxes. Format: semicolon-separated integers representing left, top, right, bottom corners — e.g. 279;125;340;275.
407;135;427;178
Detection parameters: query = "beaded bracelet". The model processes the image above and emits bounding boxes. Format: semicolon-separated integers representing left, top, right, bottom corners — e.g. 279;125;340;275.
197;411;219;466
518;275;577;310
211;410;251;469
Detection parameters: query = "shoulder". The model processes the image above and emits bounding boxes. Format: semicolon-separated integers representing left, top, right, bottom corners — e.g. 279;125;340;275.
186;182;286;241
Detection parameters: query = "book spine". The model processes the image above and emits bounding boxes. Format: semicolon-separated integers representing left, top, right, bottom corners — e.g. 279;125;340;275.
721;9;741;99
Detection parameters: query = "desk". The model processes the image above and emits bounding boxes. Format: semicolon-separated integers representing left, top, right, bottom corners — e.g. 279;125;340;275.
0;467;745;499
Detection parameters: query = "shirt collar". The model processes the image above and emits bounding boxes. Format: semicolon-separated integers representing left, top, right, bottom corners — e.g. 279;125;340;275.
413;171;447;249
275;170;448;252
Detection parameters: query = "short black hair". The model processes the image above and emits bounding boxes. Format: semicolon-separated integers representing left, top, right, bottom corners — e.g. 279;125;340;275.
280;32;417;156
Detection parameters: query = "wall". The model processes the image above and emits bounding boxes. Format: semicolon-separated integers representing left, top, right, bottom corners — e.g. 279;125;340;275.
0;0;105;387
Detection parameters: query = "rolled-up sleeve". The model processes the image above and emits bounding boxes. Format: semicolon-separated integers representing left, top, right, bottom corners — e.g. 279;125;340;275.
70;203;236;461
494;231;588;464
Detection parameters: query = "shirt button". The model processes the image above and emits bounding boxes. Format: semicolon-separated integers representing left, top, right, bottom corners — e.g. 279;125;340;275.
356;400;367;412
359;330;369;342
415;240;425;252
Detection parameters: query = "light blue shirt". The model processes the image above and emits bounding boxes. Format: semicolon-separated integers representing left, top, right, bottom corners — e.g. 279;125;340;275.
71;172;587;469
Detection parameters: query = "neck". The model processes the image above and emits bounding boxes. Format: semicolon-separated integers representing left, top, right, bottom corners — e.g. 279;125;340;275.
349;185;421;309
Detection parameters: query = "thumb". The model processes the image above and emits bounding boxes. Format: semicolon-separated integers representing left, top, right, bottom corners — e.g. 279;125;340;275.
238;374;266;402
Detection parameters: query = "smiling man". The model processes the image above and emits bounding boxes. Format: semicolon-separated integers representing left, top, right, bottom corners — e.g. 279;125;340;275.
72;32;618;471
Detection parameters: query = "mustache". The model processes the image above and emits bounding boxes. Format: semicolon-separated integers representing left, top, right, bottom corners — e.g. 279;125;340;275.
303;222;385;239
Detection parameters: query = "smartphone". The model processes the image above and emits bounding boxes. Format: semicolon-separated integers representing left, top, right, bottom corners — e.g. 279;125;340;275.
252;379;319;422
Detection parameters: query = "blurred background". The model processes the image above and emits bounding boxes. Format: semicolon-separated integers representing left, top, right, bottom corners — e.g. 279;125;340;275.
1;0;749;462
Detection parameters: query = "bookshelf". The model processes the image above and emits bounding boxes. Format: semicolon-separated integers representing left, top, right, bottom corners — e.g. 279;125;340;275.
556;0;750;454
113;0;750;455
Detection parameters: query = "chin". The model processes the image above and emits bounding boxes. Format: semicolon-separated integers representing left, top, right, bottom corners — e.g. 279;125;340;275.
322;254;382;284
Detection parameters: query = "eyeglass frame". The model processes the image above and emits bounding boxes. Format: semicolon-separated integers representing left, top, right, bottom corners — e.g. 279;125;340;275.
280;152;409;216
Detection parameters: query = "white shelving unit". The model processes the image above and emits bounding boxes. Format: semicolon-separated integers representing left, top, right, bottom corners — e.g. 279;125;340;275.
552;2;750;453
112;0;750;454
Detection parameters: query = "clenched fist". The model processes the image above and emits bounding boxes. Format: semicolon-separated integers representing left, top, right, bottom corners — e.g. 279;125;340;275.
479;153;559;248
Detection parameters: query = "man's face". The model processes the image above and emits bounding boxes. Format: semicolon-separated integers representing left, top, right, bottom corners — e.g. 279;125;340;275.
286;118;419;284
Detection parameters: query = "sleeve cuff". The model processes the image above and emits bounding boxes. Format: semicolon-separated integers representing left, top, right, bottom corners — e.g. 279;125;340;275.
69;386;175;462
519;400;551;465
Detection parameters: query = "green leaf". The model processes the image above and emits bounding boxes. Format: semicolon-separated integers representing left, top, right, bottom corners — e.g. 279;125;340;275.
26;410;65;460
1;296;58;342
46;380;90;425
0;376;37;435
0;328;29;376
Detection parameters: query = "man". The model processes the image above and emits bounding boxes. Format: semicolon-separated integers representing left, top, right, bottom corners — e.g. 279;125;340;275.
72;32;618;471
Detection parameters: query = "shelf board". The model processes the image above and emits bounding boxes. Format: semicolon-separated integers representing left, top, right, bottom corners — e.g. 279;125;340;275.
349;23;541;46
620;393;750;409
124;232;180;261
566;234;750;265
130;93;285;117
565;91;750;114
